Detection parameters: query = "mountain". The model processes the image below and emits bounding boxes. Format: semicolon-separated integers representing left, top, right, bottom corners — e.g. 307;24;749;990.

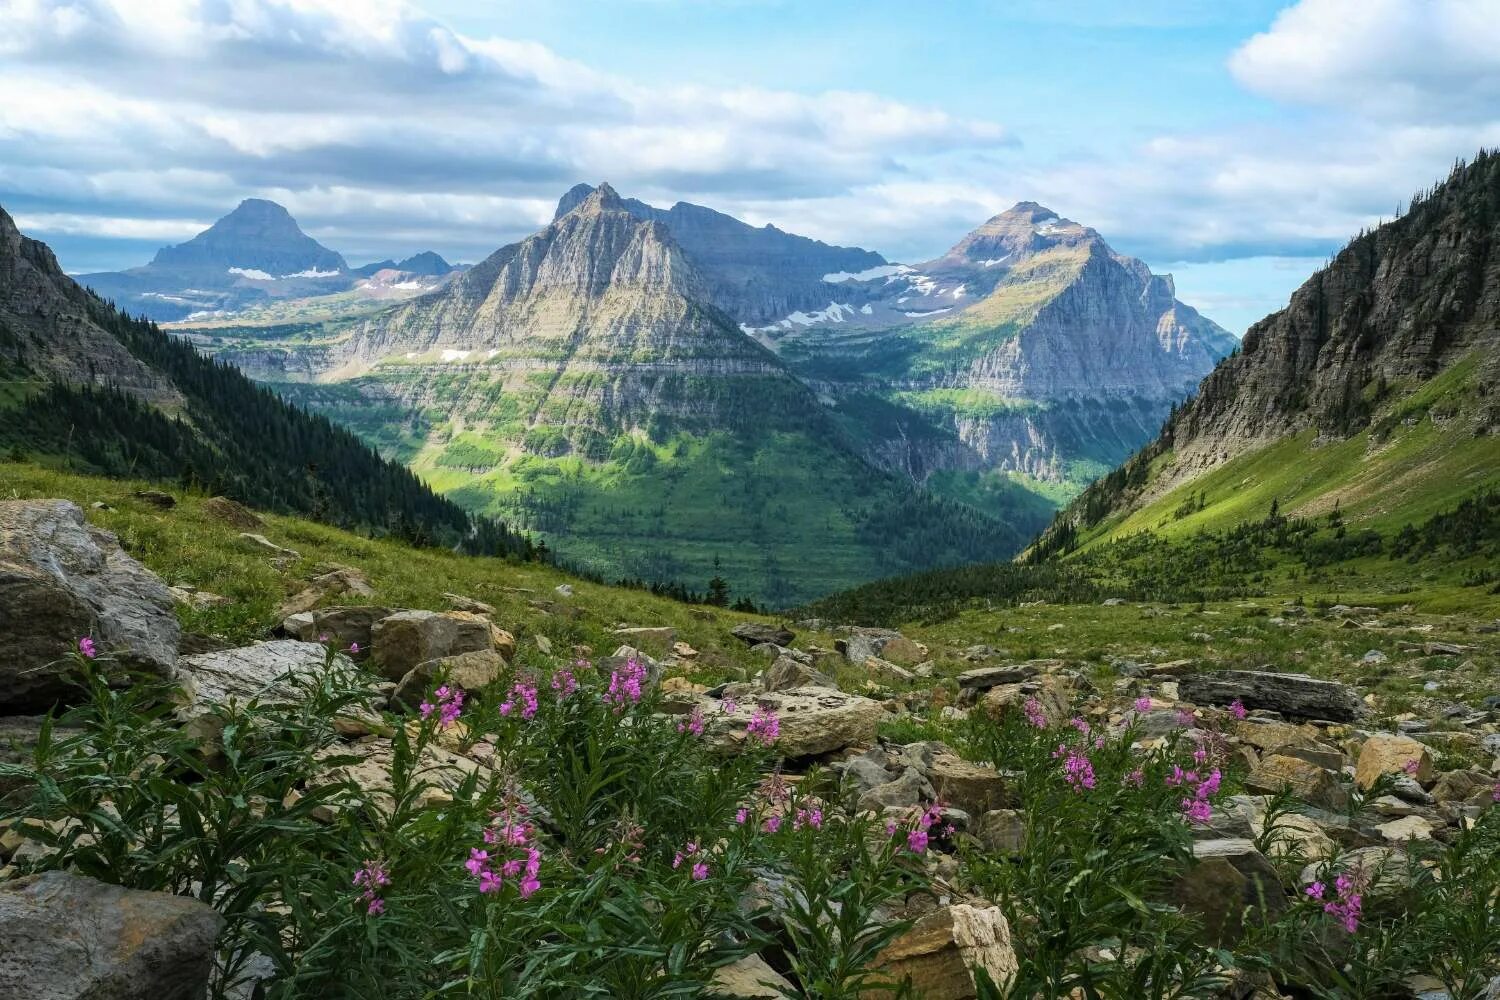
230;184;1024;603
352;251;456;279
1033;152;1500;559
743;202;1236;512
0;202;530;556
79;199;352;322
553;183;887;323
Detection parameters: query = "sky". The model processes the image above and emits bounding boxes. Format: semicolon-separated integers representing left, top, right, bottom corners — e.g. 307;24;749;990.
3;0;1499;334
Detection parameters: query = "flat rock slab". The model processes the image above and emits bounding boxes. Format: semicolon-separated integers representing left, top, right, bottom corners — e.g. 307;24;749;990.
0;870;223;1000
173;640;358;743
1178;669;1364;722
706;686;882;757
0;499;178;711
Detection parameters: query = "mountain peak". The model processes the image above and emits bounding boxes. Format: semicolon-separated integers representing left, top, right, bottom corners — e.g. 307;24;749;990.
942;200;1093;263
148;197;346;274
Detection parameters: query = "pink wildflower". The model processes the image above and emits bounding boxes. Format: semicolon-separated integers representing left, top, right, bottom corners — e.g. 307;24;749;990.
421;685;464;728
907;827;929;853
1229;699;1248;720
1125;768;1145;787
1176;708;1196;727
1134;696;1152;713
1023;697;1048;729
722;696;738;714
550;667;578;698
77;637;97;659
1056;746;1096;792
677;705;705;736
352;861;390;916
499;681;539;721
349;641;360;655
1401;759;1420;776
735;808;748;825
1069;716;1091;735
763;815;782;834
1309;869;1366;933
605;658;647;711
691;861;709;881
746;706;780;746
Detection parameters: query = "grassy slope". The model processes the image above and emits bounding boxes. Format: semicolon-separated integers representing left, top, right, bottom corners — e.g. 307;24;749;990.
1077;353;1499;549
0;461;786;680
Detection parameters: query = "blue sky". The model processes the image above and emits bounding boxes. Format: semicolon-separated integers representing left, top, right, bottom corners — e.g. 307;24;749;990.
4;0;1499;333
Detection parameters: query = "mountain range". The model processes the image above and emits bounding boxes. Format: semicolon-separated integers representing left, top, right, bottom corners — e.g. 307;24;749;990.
79;199;462;322
116;185;1234;600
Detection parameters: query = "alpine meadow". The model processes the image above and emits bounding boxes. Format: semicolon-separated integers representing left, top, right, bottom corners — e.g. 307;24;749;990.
2;2;1500;999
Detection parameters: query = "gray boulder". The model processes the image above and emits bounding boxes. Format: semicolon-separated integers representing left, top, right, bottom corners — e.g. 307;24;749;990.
762;655;835;692
0;870;223;1000
173;640;359;743
730;622;795;647
0;499;178;711
1178;669;1365;722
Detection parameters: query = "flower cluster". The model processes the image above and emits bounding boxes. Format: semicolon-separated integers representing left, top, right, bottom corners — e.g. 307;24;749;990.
1053;744;1097;793
792;803;824;831
77;636;97;659
745;705;780;746
499;680;539;720
1167;764;1222;824
888;802;945;854
1307;867;1367;933
671;841;711;881
1023;696;1048;729
469;807;542;898
1133;696;1153;714
550;664;579;698
605;658;647;711
1228;699;1248;720
352;860;391;916
420;685;464;728
677;704;705;736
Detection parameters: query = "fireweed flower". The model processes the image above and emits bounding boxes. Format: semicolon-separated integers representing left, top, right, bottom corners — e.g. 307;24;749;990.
77;636;97;659
349;641;360;655
1023;697;1048;729
1169;763;1222;824
1125;768;1145;788
1229;699;1248;720
722;696;739;714
353;861;391;916
605;658;647;711
1069;716;1091;735
677;704;706;736
550;666;578;698
763;814;782;834
1134;696;1152;713
470;806;542;898
1053;745;1097;792
746;705;780;746
500;681;539;720
902;802;945;854
692;861;709;881
420;685;465;728
1492;782;1500;802
1309;869;1367;932
1401;758;1420;776
735;807;748;824
792;805;824;831
1176;708;1197;727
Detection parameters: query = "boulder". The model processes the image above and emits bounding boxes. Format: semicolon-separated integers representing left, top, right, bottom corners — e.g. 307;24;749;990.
172;640;360;744
730;622;795;647
1175;839;1286;944
1233;718;1319;753
201;496;262;529
393;649;507;706
306;738;482;816
762;656;836;692
443;592;495;615
280;605;393;652
836;627;900;665
1178;670;1364;722
370;610;502;681
0;870;222;1000
927;750;1012;816
859;767;934;813
879;635;930;667
863;656;915;685
276;565;376;617
1245;754;1350;812
973;809;1026;855
863;904;1018;998
612;626;676;649
1430;769;1496;805
1355;734;1434;791
0;499;179;711
980;675;1073;725
710;954;793;998
1376;815;1434;842
706;687;882;757
955;664;1039;691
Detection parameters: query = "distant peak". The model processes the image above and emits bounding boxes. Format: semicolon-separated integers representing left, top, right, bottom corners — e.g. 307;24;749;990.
223;198;296;223
583;182;623;211
553;183;597;220
1002;200;1058;220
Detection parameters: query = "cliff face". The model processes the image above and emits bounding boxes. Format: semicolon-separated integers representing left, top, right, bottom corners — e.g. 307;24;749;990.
555;184;887;324
0;205;178;403
1167;154;1500;477
759;202;1235;494
1035;152;1500;555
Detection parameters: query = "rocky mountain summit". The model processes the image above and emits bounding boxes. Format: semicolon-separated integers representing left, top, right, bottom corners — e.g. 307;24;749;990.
554;183;887;324
753;201;1236;495
77;200;459;322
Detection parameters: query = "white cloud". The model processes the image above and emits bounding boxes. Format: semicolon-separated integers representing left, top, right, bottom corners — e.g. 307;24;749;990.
1230;0;1500;121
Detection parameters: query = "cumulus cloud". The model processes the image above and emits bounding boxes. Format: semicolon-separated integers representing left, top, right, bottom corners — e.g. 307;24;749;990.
1230;0;1500;122
0;0;1014;264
